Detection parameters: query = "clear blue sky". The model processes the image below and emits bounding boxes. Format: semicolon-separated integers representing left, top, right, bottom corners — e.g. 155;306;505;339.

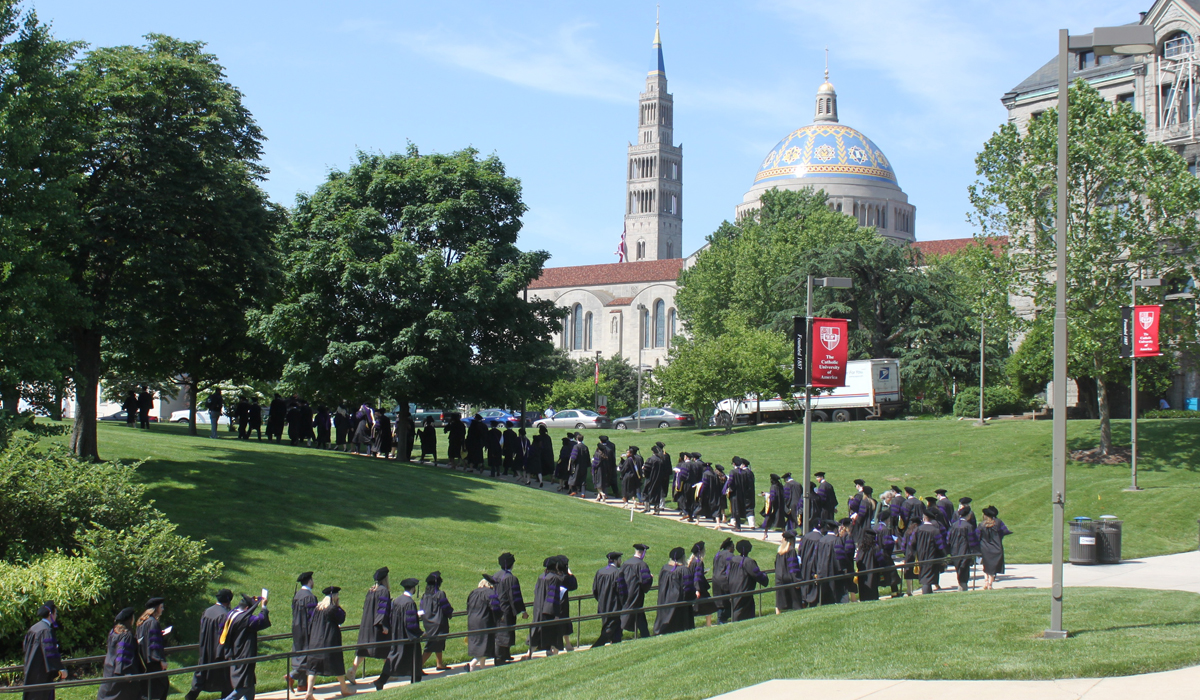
31;0;1142;266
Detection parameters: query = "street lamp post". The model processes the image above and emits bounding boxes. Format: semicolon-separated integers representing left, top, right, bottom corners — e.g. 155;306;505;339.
637;304;647;431
799;275;852;535
1129;277;1162;492
1047;23;1155;641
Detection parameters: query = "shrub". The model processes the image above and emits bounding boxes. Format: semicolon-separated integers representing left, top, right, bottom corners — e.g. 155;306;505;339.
1143;409;1200;419
0;553;110;655
953;386;1030;418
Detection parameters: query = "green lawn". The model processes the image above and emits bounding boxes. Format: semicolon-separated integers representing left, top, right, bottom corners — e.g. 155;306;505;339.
34;416;1200;696
381;588;1200;700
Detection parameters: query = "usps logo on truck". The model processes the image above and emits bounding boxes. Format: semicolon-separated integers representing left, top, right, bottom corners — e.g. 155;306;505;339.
879;367;889;381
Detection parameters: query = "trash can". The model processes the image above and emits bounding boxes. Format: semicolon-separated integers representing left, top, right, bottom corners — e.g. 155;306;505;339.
1069;517;1097;565
1096;516;1122;564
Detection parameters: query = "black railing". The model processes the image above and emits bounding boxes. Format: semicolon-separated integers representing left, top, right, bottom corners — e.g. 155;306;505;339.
2;555;961;694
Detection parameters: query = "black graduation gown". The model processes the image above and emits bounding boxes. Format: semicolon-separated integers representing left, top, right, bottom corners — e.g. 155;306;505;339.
314;409;331;444
641;455;663;507
381;594;422;681
814;533;843;604
291;588;317;675
592;563;627;637
501;429;519;473
286;405;302;443
710;550;731;599
598;441;618;495
948;520;981;571
799;529;824;606
23;620;63;700
907;523;946;589
700;468;721;519
687;558;717;616
465;587;499;658
418;588;452;654
137;617;168;700
725;555;768;621
979;520;1011;575
653;564;693;635
355;585;391;659
555;442;572;481
567;443;590;492
729;468;756;522
249;403;262;429
492;569;526;649
619;557;653;632
373;414;393;455
301;605;347;677
855;543;884;601
528;572;575;651
465;420;486;464
193;603;232;694
537;434;554;476
774;550;803;611
96;629;141;700
267;398;286;437
619;455;643;498
486;428;503;467
445;420;465;459
817;481;837;521
222;607;271;690
419;425;437;455
763;482;786;530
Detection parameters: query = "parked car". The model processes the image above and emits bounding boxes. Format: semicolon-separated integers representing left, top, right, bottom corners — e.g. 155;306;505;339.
533;409;611;430
461;408;521;427
612;407;695;430
169;409;231;425
100;410;158;423
386;404;449;427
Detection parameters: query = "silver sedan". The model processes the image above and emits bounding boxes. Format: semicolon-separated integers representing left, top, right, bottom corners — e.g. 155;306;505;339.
533;409;612;430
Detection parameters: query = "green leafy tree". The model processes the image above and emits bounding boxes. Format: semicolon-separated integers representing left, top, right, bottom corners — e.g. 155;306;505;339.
970;81;1200;453
57;36;273;459
260;147;561;410
676;188;875;338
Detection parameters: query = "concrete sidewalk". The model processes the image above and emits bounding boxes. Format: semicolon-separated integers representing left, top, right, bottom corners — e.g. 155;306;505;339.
995;551;1200;594
711;664;1200;700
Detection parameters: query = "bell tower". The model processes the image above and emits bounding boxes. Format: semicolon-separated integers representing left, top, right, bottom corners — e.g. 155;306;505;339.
624;17;683;261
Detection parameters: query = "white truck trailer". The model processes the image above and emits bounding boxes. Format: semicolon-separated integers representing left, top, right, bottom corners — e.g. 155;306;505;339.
713;358;903;425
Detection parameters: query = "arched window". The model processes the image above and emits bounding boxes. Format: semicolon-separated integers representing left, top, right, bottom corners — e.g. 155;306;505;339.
654;299;666;347
611;317;619;336
637;240;646;260
583;312;593;351
665;241;673;258
571;304;583;350
1164;32;1194;58
668;307;676;344
642;307;651;349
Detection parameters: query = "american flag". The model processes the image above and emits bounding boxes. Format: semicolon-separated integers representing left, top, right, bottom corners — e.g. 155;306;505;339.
616;225;628;262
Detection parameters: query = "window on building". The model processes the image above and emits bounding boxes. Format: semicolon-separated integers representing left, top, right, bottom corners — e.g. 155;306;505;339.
665;241;673;258
672;162;678;179
1077;50;1095;70
1161;83;1198;125
654;299;666;347
670;194;678;215
636;240;646;260
571;304;583;350
1164;32;1194;59
1117;93;1135;111
642;307;651;348
1190;162;1199;177
1098;54;1117;66
611;316;619;336
668;308;676;344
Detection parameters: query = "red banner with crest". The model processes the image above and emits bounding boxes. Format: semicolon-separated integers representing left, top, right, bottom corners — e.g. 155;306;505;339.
810;317;849;387
1133;304;1161;358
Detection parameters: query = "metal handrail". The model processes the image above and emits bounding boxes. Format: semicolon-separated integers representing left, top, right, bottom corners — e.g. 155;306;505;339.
2;554;958;693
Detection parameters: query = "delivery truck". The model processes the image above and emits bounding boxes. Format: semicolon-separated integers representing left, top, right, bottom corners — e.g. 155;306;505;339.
713;358;903;425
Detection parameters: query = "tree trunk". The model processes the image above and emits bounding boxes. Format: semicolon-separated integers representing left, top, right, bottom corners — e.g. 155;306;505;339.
1096;375;1112;456
70;328;102;461
50;378;65;421
185;377;199;436
0;382;19;415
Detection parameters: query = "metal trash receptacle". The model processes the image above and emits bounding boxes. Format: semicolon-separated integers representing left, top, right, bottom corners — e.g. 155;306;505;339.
1069;517;1096;565
1096;515;1122;563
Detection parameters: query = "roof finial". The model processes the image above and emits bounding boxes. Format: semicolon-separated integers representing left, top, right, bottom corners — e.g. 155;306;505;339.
824;46;829;82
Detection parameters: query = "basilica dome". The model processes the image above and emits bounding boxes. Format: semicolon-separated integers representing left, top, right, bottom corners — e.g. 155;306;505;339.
736;74;916;242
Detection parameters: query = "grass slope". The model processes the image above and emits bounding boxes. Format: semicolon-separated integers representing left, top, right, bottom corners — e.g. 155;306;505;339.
383;588;1200;700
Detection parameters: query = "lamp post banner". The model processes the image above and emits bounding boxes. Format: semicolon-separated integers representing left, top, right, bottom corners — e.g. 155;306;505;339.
810;317;849;388
793;316;808;387
1133;304;1162;357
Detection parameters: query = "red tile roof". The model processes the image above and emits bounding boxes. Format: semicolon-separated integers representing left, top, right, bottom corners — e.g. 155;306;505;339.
605;297;634;307
911;236;1007;258
528;258;685;290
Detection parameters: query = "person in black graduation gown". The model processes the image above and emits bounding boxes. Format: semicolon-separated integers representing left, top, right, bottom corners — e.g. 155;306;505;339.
137;388;154;430
956;497;978;528
248;398;263;440
501;425;519;477
492;553;526;664
465;414;486;471
978;505;1012;589
300;587;352;700
372;409;392;460
288;572;317;693
653;548;694;636
762;474;786;536
220;594;271;700
947;506;981;591
418;417;438;465
813;520;844;606
902;487;925;533
185;590;233;700
443;414;465;469
285;401;302;446
855;529;890;602
533;425;554;487
710;538;735;624
906;510;947;595
640;446;664;514
350;568;391;683
781;473;801;530
726;458;756;531
814;472;836;523
592;552;627;646
726;540;769;622
620;544;653;638
618;446;643;508
122;390;137;428
136;597;169;700
97;608;142;700
774;530;803;613
686;542;716;627
266;394;286;443
566;434;590;496
235;397;250;440
418;572;453;671
526;556;576;657
373;578;423;689
23;602;65;700
486;422;503;477
799;522;824;608
465;575;502;671
555;436;573;490
313;406;331;449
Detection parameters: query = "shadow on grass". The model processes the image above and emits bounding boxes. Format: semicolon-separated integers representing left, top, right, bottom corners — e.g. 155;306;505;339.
129;427;503;577
1071;619;1200;636
1067;420;1200;473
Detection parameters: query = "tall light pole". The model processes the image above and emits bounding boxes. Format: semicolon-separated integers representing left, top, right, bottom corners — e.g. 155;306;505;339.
637;303;647;431
798;275;852;534
1128;276;1162;492
1047;23;1155;641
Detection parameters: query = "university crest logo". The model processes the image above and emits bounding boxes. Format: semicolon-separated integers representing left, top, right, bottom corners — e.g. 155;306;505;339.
820;325;841;351
1139;310;1155;330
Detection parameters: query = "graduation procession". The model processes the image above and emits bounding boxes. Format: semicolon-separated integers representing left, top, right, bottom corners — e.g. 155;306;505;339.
14;460;1014;700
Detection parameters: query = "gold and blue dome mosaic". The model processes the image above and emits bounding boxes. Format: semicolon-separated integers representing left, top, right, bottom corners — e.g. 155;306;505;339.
755;124;897;186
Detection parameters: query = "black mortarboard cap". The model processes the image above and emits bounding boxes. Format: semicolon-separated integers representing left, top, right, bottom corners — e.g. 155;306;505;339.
145;597;165;609
982;505;999;518
735;540;753;555
715;464;725;472
853;478;865;486
607;551;623;561
216;589;233;604
925;496;938;506
782;472;792;480
400;578;419;589
691;452;702;459
813;471;826;478
904;486;916;495
482;573;497;586
732;456;743;466
425;571;442;586
862;485;874;496
782;529;797;540
240;594;258;608
297;571;314;584
633;543;649;551
322;586;341;595
374;567;390;582
115;607;136;623
498;552;515;569
720;538;734;550
669;546;686;561
934;488;947;495
839;517;851;527
959;497;973;505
